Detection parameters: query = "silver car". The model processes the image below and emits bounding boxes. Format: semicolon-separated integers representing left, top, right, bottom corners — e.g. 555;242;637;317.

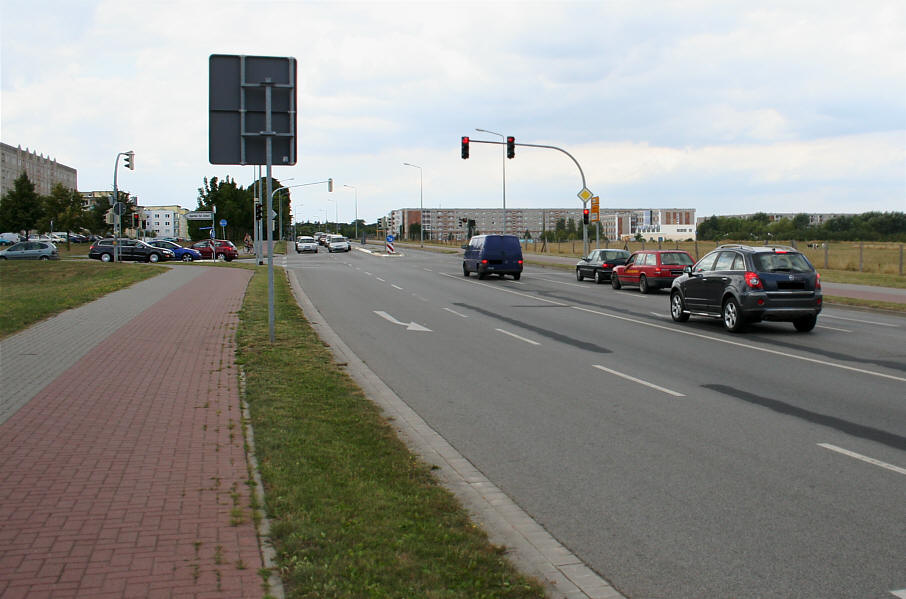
327;235;351;253
0;240;59;260
295;236;318;253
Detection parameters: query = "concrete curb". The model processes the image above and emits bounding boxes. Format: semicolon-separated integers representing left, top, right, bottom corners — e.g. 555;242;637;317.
285;268;625;599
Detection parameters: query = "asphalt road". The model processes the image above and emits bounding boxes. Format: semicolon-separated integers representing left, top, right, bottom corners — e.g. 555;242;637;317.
287;245;906;599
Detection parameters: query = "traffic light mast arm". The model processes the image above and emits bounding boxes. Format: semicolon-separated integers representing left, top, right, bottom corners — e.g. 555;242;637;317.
468;139;587;191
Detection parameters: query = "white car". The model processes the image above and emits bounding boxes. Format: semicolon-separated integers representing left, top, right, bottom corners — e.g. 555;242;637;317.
327;235;351;253
295;236;318;253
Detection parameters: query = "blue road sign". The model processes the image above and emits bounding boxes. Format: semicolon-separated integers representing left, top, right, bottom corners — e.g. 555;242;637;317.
219;219;227;227
386;235;394;243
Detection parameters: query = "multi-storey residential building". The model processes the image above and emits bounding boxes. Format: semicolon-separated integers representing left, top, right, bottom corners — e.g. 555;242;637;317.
1;142;77;197
385;207;696;242
142;205;189;239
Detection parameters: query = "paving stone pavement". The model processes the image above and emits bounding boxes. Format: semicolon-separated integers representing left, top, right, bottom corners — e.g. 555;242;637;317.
0;266;266;598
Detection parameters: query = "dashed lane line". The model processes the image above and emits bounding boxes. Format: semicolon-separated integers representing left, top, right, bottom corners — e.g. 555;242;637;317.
593;364;685;397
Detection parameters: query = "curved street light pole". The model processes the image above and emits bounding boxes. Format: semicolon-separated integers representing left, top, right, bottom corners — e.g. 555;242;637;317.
402;163;423;247
476;128;506;234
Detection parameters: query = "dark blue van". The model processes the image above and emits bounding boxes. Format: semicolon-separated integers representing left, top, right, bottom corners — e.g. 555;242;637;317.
462;234;523;280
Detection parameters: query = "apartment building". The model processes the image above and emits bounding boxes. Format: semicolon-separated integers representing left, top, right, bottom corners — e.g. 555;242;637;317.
386;207;696;241
142;205;189;239
1;142;78;197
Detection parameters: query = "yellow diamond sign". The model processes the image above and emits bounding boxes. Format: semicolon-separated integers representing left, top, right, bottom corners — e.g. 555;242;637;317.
577;187;593;201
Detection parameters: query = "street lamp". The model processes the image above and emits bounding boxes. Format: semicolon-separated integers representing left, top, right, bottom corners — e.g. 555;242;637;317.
402;162;423;247
343;184;358;240
277;177;295;241
476;128;506;234
326;197;339;233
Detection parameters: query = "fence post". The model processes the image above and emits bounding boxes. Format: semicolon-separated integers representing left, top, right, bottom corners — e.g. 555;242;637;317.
859;241;864;272
824;242;828;269
694;240;699;259
900;244;903;276
641;240;646;250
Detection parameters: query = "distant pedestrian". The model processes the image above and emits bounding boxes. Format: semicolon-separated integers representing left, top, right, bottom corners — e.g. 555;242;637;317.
243;233;252;253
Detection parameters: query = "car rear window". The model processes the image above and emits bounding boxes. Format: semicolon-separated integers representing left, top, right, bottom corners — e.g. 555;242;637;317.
753;252;813;273
602;250;630;261
660;252;694;265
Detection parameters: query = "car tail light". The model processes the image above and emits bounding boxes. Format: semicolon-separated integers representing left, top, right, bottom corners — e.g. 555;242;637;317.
518;259;523;265
745;271;763;289
481;259;488;264
602;263;610;268
815;272;821;290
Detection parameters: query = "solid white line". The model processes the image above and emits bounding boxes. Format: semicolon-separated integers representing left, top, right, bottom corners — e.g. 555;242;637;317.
822;314;899;327
816;325;852;333
442;271;906;383
496;328;541;345
890;589;906;598
534;276;586;288
593;364;685;397
392;284;403;290
817;443;906;476
443;307;469;318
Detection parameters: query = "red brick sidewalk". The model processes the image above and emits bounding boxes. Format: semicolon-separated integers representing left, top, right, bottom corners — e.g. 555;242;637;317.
0;268;265;598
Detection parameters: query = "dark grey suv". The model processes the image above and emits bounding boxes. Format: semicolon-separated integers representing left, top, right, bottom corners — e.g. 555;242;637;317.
669;245;822;332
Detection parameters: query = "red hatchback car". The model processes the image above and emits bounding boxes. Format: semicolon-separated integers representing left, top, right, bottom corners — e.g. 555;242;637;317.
611;249;695;293
191;239;239;261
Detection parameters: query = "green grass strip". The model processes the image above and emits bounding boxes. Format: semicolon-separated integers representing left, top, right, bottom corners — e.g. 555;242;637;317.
0;261;165;339
236;268;545;599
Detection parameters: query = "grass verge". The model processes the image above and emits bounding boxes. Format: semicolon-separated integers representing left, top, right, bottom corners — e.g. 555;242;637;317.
0;261;165;338
235;268;545;598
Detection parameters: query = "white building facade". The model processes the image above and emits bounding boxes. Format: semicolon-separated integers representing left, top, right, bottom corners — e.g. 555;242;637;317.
142;205;189;239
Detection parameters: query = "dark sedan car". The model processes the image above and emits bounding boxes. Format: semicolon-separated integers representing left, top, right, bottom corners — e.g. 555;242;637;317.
576;249;631;284
670;244;822;332
147;240;202;262
88;238;174;263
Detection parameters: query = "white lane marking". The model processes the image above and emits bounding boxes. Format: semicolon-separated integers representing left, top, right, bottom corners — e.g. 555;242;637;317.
444;307;469;318
423;268;433;272
373;311;432;332
822;314;899;327
364;271;372;276
440;272;906;383
376;277;385;282
412;294;428;302
816;325;852;333
534;276;586;288
392;284;404;290
818;443;906;476
651;312;669;319
496;328;541;346
890;589;906;598
593;364;685;397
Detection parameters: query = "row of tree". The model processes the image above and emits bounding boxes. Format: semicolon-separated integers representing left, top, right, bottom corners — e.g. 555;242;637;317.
0;173;116;241
696;212;906;242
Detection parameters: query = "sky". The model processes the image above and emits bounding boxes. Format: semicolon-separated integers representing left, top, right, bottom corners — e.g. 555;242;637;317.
2;0;904;226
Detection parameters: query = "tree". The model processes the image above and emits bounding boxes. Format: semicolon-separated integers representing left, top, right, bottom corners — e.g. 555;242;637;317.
194;176;256;241
39;184;87;247
409;223;422;241
85;203;111;235
0;173;43;237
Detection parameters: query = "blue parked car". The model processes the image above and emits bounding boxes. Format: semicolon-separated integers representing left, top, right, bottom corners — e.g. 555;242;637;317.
147;240;202;262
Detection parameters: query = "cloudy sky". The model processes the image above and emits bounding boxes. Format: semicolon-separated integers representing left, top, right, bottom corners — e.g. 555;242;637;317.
2;0;904;225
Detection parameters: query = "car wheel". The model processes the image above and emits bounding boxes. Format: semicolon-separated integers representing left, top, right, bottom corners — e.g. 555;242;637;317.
793;315;817;332
722;297;746;332
595;270;605;284
513;273;521;280
182;254;193;262
225;256;233;262
149;253;160;263
576;268;584;281
462;264;470;277
478;271;487;280
611;275;622;289
40;255;49;261
101;253;112;263
670;292;690;322
639;275;650;294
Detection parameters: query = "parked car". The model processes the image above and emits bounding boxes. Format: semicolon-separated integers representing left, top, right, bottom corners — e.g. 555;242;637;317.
147;239;202;262
576;248;631;284
88;238;174;263
327;235;351;253
191;239;239;261
0;240;59;260
295;236;318;253
316;232;330;246
0;233;21;245
611;250;695;293
462;234;524;280
669;244;823;332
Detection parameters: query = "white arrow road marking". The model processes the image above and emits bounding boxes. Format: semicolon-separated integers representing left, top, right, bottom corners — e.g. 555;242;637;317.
374;311;432;331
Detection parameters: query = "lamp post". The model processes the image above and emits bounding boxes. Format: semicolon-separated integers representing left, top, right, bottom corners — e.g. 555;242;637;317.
343;184;358;240
476;128;506;234
277;177;295;241
402;162;423;247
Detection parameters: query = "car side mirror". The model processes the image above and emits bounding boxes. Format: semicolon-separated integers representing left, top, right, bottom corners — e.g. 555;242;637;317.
683;265;692;273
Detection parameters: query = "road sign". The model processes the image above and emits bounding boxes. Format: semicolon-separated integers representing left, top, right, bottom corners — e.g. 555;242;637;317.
577;187;593;202
187;211;214;220
386;235;394;243
219;219;227;227
590;196;600;222
209;54;297;166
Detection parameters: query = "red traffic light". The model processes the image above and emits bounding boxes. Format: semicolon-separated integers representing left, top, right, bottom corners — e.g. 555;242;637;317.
506;136;515;159
582;208;590;224
461;136;470;159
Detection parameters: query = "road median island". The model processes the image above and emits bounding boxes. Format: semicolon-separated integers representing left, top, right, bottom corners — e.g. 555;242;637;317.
235;267;547;598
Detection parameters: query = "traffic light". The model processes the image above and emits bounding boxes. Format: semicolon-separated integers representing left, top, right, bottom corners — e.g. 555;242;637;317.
255;203;263;221
506;136;515;159
124;151;134;170
461;136;470;159
328;178;333;192
133;213;140;228
583;208;590;225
